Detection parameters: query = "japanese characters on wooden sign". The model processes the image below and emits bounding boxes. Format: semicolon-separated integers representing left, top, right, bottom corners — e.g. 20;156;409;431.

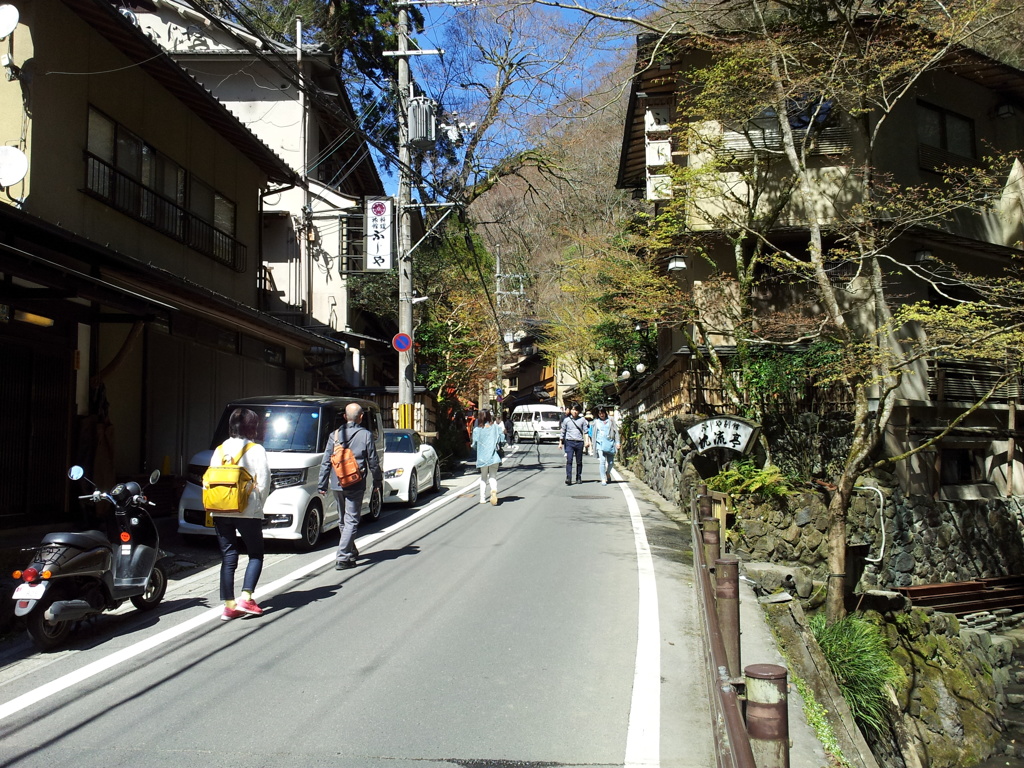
364;197;394;271
686;417;759;455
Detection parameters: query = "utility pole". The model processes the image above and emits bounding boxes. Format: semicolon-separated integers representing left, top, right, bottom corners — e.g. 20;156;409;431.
396;5;414;430
495;244;503;415
387;3;443;429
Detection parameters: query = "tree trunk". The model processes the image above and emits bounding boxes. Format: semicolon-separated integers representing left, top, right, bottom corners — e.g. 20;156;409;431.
825;477;854;623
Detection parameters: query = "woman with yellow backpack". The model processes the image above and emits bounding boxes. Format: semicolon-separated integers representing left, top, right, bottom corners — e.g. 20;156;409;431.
205;407;270;621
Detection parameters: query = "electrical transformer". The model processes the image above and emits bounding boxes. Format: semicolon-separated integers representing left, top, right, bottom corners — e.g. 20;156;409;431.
408;97;437;150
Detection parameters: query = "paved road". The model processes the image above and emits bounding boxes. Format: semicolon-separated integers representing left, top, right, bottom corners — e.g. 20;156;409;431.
0;442;713;768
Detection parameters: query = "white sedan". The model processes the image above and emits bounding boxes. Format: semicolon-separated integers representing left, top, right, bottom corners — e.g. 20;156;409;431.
382;429;442;505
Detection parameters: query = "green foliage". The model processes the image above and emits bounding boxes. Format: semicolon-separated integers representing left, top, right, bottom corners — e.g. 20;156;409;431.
790;673;852;768
577;368;615;411
705;460;796;499
737;340;846;417
810;613;905;737
347;270;398;322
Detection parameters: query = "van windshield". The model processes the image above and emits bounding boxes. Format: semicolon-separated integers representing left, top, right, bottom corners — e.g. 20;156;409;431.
540;413;562;423
212;405;324;453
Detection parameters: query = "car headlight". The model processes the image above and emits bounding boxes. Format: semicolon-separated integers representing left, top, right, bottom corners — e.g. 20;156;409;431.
384;467;405;479
186;463;206;486
271;468;306;491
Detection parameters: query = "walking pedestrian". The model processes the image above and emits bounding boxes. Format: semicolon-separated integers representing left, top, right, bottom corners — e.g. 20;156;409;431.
471;409;505;505
318;402;381;570
210;407;270;621
559;405;571;425
591;407;620;485
559;403;589;485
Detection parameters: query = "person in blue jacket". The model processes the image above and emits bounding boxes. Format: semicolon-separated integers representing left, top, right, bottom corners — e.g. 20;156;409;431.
471;409;506;506
591;406;620;485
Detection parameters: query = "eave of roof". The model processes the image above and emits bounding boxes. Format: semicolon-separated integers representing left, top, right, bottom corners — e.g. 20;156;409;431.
64;0;298;186
0;204;347;353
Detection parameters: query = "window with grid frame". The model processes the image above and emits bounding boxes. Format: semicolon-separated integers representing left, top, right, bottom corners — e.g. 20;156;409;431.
916;102;976;170
85;106;238;259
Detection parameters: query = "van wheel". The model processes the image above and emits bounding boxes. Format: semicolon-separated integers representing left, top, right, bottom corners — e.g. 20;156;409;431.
511;431;518;445
298;502;323;551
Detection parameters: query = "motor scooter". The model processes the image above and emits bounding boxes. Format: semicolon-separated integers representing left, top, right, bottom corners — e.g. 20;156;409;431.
12;466;168;650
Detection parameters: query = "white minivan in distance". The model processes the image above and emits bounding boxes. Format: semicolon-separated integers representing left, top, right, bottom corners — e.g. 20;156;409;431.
509;404;564;443
177;395;385;550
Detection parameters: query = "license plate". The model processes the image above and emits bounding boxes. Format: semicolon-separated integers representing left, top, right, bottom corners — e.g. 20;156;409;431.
13;582;45;600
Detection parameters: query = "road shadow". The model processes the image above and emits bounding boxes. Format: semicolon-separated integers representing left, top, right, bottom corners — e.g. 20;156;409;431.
491;495;524;505
260;582;342;611
360;544;421;565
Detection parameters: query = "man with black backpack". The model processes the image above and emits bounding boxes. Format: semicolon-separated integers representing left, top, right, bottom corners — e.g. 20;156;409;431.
318;403;382;570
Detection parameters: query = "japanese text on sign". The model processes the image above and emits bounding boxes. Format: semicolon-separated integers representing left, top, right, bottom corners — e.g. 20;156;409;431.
364;197;393;271
686;418;757;455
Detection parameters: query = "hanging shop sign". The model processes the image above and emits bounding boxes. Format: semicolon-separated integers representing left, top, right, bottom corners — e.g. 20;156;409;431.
364;197;394;271
686;417;760;455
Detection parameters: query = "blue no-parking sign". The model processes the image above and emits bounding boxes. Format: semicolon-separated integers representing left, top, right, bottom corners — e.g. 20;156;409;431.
392;333;412;352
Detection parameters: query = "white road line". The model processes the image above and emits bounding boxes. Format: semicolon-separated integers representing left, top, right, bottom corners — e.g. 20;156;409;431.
0;481;474;725
615;469;661;768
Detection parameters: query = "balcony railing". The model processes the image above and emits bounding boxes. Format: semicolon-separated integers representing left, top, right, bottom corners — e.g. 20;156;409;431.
83;153;246;272
719;124;852;160
928;359;1020;403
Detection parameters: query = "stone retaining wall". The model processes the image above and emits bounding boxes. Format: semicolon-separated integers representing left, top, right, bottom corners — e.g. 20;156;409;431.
625;413;1024;588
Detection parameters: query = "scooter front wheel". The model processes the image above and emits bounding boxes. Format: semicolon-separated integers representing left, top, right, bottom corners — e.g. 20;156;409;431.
26;591;73;651
131;564;167;611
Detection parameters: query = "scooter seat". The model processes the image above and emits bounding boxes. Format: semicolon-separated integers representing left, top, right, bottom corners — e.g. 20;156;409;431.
41;530;111;550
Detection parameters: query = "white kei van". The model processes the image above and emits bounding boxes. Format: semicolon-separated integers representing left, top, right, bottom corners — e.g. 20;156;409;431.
509;404;564;443
177;395;385;550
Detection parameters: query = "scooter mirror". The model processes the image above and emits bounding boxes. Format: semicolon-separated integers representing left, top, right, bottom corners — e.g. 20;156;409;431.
68;466;84;481
148;469;161;485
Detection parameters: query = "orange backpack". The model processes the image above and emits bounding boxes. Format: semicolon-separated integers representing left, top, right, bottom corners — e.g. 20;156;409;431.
330;428;364;487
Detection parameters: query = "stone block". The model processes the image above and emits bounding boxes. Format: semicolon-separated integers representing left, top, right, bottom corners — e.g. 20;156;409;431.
894;551;915;573
858;590;909;612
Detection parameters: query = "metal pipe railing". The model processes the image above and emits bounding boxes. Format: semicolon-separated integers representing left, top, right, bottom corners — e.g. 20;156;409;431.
693;515;758;768
693;506;791;768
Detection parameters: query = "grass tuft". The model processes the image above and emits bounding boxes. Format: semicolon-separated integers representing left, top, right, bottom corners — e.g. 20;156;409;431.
809;612;904;736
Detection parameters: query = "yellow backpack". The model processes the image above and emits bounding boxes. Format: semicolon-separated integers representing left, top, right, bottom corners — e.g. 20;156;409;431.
202;442;255;513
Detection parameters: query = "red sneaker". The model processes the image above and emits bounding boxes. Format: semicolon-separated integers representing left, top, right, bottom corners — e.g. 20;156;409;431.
221;606;245;621
236;598;264;616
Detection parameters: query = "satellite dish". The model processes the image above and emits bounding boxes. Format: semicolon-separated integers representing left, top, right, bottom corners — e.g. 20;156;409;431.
0;146;28;187
0;5;19;39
